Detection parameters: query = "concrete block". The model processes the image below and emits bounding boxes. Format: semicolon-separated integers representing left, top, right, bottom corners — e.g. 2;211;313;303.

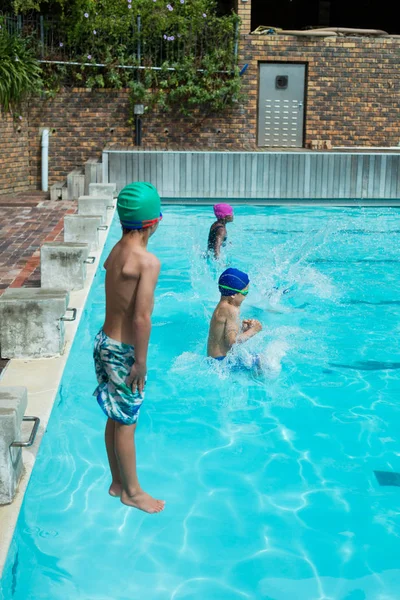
61;182;69;201
50;182;63;201
96;162;103;184
41;242;90;291
0;387;28;505
78;196;108;223
89;183;116;201
67;169;85;200
64;215;103;251
84;158;99;195
0;289;69;359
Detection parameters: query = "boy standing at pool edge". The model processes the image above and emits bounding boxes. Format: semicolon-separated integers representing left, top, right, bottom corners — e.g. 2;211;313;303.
93;182;165;514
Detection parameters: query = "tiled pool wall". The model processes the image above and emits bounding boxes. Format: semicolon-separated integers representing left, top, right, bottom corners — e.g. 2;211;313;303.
103;150;400;201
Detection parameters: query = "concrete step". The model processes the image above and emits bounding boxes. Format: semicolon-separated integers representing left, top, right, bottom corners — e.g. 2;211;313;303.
89;182;116;200
78;195;110;223
50;182;64;201
67;169;85;200
96;162;103;184
61;181;69;201
63;214;104;251
41;242;90;291
84;158;102;195
0;289;70;359
0;387;28;505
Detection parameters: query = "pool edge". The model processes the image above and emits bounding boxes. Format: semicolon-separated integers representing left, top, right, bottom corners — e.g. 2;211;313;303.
161;199;400;207
0;207;116;580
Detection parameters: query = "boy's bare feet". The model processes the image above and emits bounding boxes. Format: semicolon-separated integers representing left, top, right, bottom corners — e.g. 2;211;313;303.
109;481;122;497
121;489;165;513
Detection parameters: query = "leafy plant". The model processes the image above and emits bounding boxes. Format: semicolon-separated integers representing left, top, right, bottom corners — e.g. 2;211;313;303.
3;0;242;117
0;28;42;112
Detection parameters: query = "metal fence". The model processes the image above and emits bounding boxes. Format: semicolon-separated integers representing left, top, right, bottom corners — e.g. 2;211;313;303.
1;12;61;57
0;12;238;69
103;150;400;200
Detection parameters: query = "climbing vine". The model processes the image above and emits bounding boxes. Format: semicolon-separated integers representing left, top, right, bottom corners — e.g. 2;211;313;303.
3;0;241;116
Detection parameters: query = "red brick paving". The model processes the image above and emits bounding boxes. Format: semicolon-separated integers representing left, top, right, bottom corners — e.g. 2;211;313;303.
0;192;78;373
0;192;77;293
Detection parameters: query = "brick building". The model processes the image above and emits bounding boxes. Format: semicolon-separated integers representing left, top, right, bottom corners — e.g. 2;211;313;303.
0;0;399;193
235;0;399;149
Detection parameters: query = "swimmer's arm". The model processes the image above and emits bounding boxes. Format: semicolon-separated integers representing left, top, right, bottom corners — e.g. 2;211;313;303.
225;325;258;346
237;320;263;343
236;330;254;344
131;257;160;368
214;228;225;259
224;311;240;348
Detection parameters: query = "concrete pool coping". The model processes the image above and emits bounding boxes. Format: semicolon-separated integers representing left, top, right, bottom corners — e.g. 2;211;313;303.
161;199;400;207
0;207;115;579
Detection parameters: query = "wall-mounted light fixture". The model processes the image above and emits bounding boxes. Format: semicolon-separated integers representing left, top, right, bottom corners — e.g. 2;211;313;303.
134;104;144;146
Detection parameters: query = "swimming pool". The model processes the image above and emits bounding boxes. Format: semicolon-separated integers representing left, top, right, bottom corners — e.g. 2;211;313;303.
2;205;400;600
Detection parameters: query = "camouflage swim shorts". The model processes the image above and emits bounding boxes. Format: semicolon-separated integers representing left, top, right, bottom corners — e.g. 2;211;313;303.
93;329;144;425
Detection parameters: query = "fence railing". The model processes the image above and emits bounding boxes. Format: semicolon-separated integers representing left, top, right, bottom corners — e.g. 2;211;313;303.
0;12;238;70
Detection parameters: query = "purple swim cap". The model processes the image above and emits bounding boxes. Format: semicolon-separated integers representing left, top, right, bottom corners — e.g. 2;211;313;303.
214;203;233;219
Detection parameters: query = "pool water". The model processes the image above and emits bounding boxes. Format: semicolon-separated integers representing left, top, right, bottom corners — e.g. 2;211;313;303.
2;205;400;600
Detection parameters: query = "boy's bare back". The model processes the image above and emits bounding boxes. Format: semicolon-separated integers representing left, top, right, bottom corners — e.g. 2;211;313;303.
207;300;240;358
102;236;160;347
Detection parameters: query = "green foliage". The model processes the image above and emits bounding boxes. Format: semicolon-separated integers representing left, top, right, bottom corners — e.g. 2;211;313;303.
0;27;42;112
4;0;242;118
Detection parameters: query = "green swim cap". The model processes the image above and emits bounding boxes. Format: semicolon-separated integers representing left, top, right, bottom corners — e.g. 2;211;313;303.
117;182;162;230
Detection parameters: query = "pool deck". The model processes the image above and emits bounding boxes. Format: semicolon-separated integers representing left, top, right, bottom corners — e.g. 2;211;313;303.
0;197;115;578
0;193;78;374
0;193;78;293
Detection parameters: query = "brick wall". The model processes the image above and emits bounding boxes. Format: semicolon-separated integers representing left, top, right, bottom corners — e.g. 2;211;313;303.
237;0;251;34
27;33;399;187
0;111;30;195
239;34;399;148
236;0;399;148
2;0;399;192
27;89;252;187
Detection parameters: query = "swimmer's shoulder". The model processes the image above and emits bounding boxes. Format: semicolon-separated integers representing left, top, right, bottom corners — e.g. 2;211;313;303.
210;221;226;233
104;244;160;280
215;301;235;322
138;251;160;275
121;249;159;281
214;223;226;235
103;244;135;276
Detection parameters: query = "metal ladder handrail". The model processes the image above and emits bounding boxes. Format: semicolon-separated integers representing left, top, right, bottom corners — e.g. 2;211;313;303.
11;416;40;448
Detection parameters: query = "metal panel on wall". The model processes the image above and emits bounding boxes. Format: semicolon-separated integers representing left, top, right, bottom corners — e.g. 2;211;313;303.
104;150;400;201
258;63;306;148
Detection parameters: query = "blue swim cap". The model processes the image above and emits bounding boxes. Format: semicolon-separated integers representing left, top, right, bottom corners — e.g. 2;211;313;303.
218;268;250;296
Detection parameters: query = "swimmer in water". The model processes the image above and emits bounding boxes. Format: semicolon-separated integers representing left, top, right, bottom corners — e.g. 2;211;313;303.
207;268;262;367
207;203;234;259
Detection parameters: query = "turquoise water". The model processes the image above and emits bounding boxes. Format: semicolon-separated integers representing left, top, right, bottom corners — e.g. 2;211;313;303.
2;205;400;600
